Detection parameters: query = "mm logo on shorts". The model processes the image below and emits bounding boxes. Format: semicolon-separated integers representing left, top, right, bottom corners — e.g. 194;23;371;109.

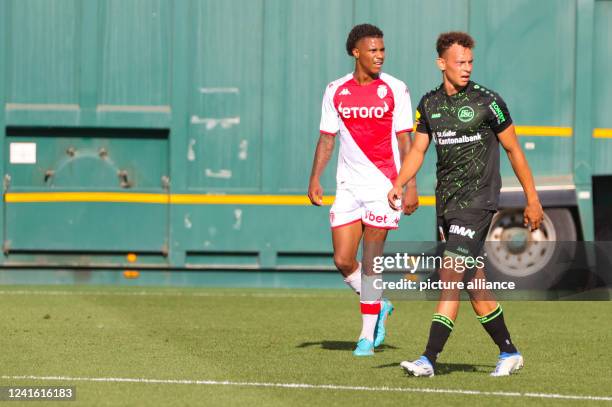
365;210;389;224
449;224;476;239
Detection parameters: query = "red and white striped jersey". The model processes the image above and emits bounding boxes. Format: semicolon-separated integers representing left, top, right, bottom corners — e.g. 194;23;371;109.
320;72;413;187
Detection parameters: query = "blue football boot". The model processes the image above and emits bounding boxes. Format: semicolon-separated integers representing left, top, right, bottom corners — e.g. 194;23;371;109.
353;338;374;356
373;299;394;347
491;352;524;376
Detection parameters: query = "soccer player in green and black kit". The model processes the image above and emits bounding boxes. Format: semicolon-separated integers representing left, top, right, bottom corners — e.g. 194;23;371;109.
387;32;544;377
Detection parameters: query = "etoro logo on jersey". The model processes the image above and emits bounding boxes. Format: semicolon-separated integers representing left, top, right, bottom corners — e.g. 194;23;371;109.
458;106;475;122
337;102;389;119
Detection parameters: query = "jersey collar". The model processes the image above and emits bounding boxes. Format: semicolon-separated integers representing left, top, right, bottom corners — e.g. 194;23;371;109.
439;81;473;99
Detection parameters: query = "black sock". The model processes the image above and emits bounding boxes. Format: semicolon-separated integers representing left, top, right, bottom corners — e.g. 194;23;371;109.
423;313;454;366
478;304;518;354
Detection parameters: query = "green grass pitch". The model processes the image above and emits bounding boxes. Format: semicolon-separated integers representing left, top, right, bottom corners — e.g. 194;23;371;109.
0;285;610;406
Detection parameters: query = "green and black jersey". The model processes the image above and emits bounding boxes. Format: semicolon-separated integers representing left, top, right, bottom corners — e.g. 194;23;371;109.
415;81;512;214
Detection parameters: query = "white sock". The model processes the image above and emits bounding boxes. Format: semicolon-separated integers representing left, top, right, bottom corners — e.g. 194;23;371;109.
343;262;361;295
359;313;378;342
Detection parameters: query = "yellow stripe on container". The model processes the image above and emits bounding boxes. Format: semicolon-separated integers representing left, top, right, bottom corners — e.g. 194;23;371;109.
4;192;168;204
514;126;573;137
4;192;437;207
169;194;336;205
593;128;612;138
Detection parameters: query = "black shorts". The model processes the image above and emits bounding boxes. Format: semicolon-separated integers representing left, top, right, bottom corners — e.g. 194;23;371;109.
437;208;494;261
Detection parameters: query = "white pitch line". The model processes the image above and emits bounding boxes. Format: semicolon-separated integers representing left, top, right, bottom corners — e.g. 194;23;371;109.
1;375;611;402
0;290;338;299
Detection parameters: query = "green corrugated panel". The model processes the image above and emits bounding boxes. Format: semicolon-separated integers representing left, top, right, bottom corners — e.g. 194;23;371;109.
592;0;612;175
470;0;576;183
6;203;168;252
187;0;264;191
574;0;595;240
3;0;612;268
98;0;171;107
0;0;6;256
262;0;353;193
7;0;80;104
470;0;576;126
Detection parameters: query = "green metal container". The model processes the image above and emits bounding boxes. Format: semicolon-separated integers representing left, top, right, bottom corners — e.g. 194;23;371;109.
1;0;610;273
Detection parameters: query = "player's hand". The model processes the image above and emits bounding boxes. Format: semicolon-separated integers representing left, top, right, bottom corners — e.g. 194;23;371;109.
387;185;403;211
308;178;324;206
402;185;419;215
524;200;543;231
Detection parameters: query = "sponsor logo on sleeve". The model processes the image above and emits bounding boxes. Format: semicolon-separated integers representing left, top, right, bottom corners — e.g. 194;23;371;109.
489;101;506;124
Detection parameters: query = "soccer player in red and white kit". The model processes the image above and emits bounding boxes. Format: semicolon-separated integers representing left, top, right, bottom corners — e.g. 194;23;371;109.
308;24;418;356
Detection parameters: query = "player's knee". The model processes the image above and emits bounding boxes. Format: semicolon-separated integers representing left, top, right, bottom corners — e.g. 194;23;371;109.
467;286;494;302
333;255;354;273
466;287;480;300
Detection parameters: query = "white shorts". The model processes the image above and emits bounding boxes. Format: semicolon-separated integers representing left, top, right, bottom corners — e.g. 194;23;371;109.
329;185;402;230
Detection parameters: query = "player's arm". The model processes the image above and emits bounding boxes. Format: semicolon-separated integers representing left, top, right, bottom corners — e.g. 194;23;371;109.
497;125;543;230
396;131;418;215
388;131;430;210
310;83;339;206
308;133;336;206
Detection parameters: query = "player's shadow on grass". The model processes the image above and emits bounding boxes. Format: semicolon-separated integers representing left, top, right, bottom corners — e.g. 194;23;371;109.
376;362;494;374
297;341;399;351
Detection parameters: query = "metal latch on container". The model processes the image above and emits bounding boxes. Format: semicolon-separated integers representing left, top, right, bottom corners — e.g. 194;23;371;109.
44;170;55;183
3;174;11;192
117;170;132;188
161;176;170;190
3;239;11;255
